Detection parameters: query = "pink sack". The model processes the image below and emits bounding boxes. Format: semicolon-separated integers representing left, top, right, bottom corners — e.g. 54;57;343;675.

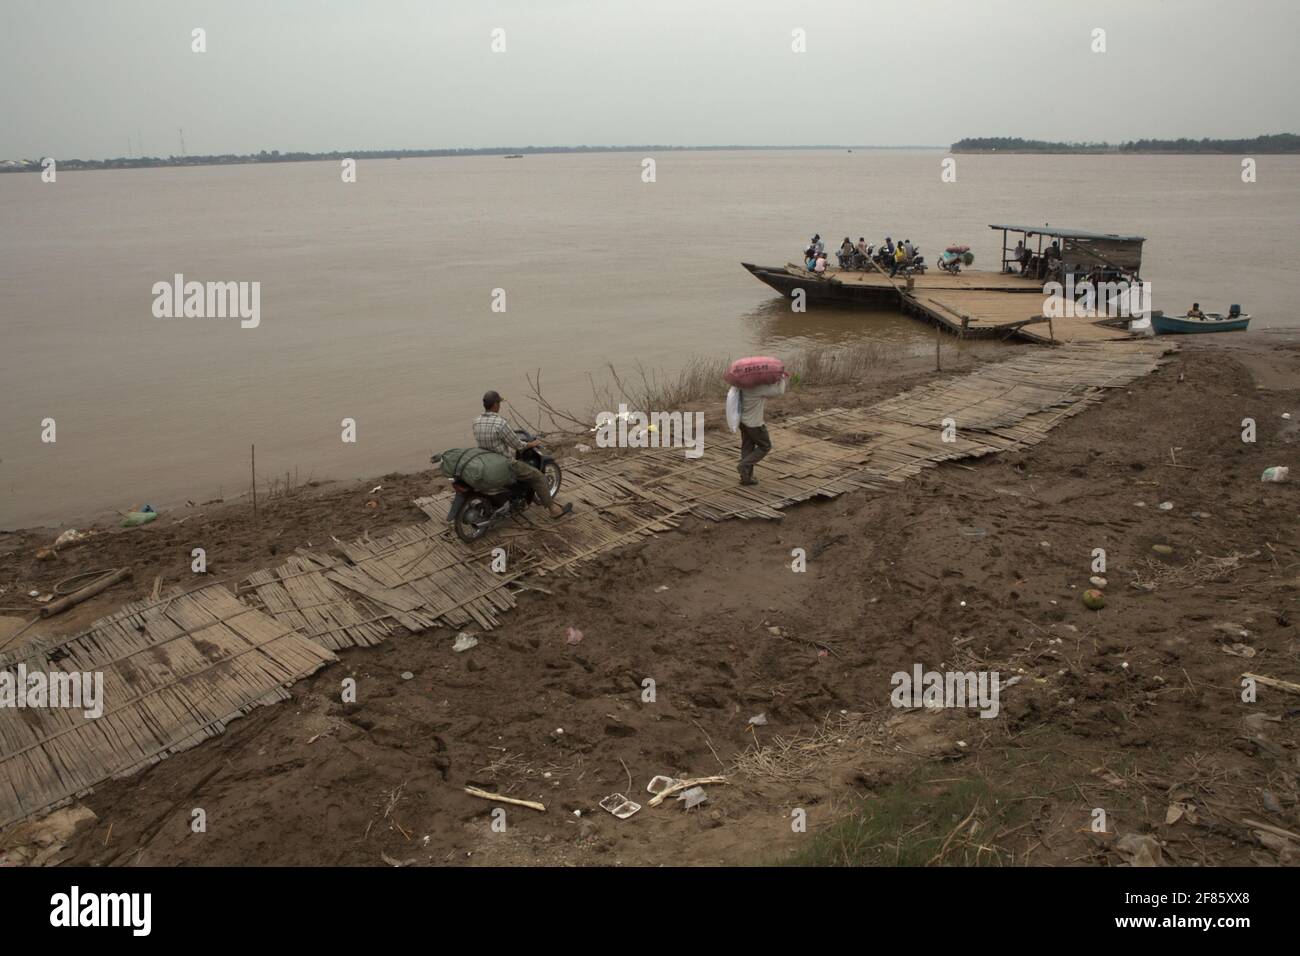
724;356;786;389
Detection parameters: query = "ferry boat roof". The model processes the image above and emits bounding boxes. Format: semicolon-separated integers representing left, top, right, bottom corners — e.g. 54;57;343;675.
989;223;1146;243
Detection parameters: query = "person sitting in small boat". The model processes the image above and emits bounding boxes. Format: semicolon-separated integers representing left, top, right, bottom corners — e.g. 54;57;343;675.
1014;240;1028;273
805;252;818;271
903;238;915;259
814;252;828;274
856;236;870;263
1186;302;1205;318
837;237;855;268
881;237;895;265
811;234;824;256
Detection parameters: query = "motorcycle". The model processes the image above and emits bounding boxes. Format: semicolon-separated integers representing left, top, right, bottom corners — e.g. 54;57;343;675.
895;246;927;275
938;245;973;274
433;430;563;543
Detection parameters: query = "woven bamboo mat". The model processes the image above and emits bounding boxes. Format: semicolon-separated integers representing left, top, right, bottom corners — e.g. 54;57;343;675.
0;584;336;828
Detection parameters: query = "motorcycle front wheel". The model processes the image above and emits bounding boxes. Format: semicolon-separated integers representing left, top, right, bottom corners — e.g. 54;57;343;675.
454;494;494;543
543;461;563;497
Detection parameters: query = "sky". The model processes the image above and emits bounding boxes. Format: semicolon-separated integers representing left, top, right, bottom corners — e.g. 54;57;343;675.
2;0;1298;159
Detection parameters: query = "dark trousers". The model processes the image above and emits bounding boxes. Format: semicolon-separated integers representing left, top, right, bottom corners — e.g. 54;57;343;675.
739;424;772;475
510;460;554;506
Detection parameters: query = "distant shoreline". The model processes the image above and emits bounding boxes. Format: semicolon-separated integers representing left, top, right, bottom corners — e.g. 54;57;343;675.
951;134;1300;154
0;144;943;174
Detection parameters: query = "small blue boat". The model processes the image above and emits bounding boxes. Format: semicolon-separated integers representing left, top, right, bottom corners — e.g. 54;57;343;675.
1151;305;1250;335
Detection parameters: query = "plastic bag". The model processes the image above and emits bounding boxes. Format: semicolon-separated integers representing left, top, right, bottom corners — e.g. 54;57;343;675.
725;386;741;432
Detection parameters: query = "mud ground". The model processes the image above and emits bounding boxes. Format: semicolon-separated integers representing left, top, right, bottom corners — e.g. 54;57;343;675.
2;335;1297;866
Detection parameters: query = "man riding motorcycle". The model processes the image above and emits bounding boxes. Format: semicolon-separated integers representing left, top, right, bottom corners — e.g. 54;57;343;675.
471;390;573;519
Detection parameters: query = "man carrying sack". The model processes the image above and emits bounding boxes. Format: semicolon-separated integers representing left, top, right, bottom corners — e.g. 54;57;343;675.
724;358;788;487
472;390;573;518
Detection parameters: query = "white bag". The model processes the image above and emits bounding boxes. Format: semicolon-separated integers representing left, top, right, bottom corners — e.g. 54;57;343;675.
725;386;741;432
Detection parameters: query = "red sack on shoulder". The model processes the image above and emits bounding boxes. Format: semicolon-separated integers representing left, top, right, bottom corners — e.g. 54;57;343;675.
724;356;785;388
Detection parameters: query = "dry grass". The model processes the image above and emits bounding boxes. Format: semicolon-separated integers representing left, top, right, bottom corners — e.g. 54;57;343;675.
1127;549;1258;591
526;342;904;434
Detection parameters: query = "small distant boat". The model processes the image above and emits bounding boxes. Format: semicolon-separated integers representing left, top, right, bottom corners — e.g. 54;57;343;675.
1152;306;1250;335
503;154;524;159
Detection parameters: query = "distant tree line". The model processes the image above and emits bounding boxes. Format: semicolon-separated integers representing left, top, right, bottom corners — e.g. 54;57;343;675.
0;144;887;173
951;134;1300;153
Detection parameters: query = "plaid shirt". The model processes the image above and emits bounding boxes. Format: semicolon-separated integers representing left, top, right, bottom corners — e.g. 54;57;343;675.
472;412;525;457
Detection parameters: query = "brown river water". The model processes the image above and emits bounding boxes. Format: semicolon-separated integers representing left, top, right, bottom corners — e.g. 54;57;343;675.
2;149;1297;528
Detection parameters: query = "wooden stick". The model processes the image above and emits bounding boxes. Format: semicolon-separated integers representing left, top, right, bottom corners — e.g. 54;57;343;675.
463;786;546;812
1242;818;1300;843
40;567;132;618
251;444;258;519
1242;673;1300;696
647;775;728;807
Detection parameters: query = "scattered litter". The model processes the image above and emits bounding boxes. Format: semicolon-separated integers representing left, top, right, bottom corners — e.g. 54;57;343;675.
646;775;678;795
119;511;157;527
53;529;85;548
365;500;379;509
452;632;478;653
370;485;383;493
1212;622;1250;639
1089;576;1108;589
380;851;417;867
958;526;986;538
1262;791;1283;814
401;671;414;680
1157;501;1174;511
1134;501;1146;508
1115;832;1163;867
647;775;728;807
1151;544;1174;556
598;793;641;819
1243;713;1281;733
564;626;584;645
747;713;768;726
654;585;670;592
767;625;783;636
574;443;592;453
1039;541;1051;549
35;548;56;562
1222;643;1256;658
1261;466;1290;483
1082;589;1105;610
676;787;708;810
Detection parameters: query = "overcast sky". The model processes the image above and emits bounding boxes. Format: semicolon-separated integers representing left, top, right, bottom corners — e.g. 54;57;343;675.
2;0;1297;159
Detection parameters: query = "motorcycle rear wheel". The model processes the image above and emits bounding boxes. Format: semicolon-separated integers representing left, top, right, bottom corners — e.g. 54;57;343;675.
454;494;494;543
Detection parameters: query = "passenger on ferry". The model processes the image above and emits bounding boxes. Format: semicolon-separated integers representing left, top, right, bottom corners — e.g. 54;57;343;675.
837;237;855;268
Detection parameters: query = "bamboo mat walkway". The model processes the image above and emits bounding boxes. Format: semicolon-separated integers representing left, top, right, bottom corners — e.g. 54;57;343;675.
0;585;336;828
0;340;1168;830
